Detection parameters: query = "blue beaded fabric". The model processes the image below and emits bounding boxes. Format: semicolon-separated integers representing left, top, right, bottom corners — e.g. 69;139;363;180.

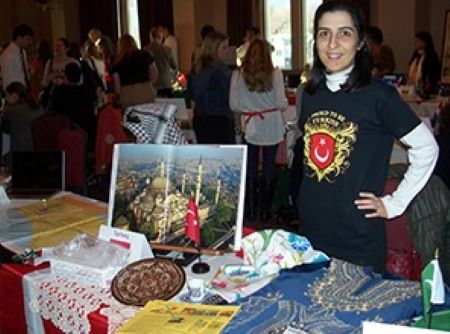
223;259;426;334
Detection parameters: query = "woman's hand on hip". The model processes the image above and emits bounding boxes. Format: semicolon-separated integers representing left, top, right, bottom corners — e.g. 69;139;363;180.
354;192;388;219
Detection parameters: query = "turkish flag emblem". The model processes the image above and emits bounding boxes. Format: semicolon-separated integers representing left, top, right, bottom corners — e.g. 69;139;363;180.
184;198;201;244
310;133;335;169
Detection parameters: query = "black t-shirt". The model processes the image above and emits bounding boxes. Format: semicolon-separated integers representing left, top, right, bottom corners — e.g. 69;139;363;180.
297;80;420;270
112;50;154;86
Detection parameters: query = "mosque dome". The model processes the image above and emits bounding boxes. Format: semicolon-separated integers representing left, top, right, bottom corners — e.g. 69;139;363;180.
151;177;166;194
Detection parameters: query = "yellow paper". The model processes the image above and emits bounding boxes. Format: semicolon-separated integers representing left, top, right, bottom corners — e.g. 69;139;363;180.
5;194;107;250
117;301;240;334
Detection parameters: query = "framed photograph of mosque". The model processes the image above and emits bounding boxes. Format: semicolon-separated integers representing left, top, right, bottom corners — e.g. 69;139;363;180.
442;10;450;83
107;144;247;252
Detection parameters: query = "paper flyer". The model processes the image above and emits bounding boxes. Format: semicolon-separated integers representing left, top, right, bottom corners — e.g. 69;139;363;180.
117;300;240;334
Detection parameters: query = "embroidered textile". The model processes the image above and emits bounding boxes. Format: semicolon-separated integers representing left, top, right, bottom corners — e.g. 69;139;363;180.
309;259;421;312
210;230;328;303
223;259;424;334
29;270;139;334
32;274;110;333
242;229;329;275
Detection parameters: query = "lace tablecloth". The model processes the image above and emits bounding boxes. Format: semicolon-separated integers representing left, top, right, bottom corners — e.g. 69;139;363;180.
25;269;139;334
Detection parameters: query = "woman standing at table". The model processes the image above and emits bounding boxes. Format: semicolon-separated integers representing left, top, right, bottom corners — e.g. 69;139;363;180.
189;31;234;144
407;31;441;96
296;0;438;271
230;39;287;220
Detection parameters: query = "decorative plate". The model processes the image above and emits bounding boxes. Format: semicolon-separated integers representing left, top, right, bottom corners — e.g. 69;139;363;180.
111;258;186;306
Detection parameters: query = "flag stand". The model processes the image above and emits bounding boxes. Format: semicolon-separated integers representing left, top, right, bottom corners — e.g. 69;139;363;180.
192;251;210;274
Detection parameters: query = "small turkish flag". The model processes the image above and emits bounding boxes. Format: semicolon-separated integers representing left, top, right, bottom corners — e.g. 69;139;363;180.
184;198;201;244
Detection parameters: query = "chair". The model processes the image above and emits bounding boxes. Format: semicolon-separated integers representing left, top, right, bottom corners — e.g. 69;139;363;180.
57;124;87;193
32;113;71;150
385;165;450;282
95;104;134;175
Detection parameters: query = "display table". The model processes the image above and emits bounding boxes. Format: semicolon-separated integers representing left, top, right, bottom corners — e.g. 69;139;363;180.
0;193;107;254
407;99;443;120
0;262;113;334
0;253;244;334
2;252;445;333
0;194;441;333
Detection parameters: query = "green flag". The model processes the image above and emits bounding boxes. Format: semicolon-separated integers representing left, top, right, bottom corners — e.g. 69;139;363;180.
421;259;445;318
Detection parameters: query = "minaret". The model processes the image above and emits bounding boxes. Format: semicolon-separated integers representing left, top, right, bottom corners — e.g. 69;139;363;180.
195;155;203;206
160;160;165;177
181;169;186;195
215;174;221;205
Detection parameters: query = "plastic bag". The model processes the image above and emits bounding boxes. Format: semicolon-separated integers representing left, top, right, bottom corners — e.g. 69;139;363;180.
52;234;130;270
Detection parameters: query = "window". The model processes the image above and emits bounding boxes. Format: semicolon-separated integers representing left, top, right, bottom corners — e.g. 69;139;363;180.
264;0;292;69
264;0;323;69
303;0;322;66
116;0;141;48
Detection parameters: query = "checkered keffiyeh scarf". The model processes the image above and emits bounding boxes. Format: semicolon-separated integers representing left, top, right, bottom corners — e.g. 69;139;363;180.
123;103;187;144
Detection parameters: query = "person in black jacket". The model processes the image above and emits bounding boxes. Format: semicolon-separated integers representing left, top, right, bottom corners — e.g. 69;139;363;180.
51;62;96;149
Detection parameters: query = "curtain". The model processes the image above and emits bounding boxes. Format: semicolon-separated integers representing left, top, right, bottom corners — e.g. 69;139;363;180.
79;0;118;45
226;0;253;46
137;0;174;47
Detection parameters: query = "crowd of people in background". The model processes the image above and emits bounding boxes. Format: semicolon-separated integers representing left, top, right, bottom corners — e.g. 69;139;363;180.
0;0;449;272
0;24;180;152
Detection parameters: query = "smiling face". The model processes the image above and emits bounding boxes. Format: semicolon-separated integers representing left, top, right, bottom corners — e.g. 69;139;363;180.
316;10;360;74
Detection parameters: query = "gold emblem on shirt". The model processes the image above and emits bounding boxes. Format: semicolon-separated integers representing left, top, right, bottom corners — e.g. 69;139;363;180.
303;110;358;182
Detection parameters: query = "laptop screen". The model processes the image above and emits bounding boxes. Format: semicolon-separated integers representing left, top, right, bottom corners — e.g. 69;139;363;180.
11;150;65;191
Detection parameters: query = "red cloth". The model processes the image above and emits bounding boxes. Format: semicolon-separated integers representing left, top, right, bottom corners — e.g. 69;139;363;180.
242;108;278;124
0;262;108;334
57;125;87;188
0;262;48;334
31;114;71;150
95;105;133;175
287;94;296;105
275;140;288;165
235;226;257;258
384;179;422;280
184;198;201;244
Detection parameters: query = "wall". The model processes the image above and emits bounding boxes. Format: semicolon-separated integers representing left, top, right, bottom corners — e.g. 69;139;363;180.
0;0;52;48
173;0;227;74
0;0;81;51
430;0;450;56
173;0;197;73
370;0;416;75
195;0;226;41
371;0;450;75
